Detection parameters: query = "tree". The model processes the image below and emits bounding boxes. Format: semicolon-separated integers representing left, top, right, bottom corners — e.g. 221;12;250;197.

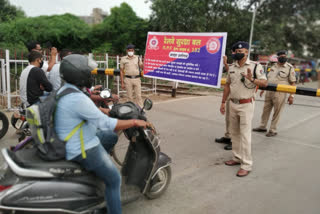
148;0;252;55
248;0;320;58
0;0;25;22
91;3;149;54
0;14;92;53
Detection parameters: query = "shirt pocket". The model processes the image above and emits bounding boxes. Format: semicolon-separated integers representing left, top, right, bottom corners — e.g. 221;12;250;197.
277;70;289;80
229;71;237;82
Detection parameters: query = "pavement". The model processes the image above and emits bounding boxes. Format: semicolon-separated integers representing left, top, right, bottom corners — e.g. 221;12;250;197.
1;81;320;214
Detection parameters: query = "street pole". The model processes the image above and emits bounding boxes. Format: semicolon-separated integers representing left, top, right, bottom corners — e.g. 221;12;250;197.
248;8;256;59
248;0;265;60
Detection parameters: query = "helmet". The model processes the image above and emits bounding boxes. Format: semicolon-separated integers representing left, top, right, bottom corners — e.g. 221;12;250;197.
60;54;97;88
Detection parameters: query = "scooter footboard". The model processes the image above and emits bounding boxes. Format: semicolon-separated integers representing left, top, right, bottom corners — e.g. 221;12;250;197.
122;139;156;191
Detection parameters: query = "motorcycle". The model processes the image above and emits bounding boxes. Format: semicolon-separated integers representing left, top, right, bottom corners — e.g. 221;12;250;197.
0;111;9;140
0;98;172;214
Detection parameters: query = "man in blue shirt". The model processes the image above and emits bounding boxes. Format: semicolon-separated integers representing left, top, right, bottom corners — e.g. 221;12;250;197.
55;54;148;214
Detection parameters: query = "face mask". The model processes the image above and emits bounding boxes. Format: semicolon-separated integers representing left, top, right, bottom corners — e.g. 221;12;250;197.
128;51;134;57
278;57;287;63
39;60;44;68
233;53;245;61
231;54;237;60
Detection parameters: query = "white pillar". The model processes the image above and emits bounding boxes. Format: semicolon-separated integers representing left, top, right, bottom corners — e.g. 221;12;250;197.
5;50;11;109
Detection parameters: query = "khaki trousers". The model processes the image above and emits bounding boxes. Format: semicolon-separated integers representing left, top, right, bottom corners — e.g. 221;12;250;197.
230;101;255;171
124;78;143;107
259;91;286;133
224;99;231;138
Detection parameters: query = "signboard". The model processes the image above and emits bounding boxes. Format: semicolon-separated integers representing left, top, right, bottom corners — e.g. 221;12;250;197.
143;32;227;88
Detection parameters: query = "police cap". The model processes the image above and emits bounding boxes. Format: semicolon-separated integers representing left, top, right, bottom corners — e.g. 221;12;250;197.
277;50;287;56
126;44;135;49
232;41;249;50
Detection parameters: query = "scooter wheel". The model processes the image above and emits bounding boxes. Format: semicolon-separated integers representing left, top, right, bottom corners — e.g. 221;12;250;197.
145;166;171;199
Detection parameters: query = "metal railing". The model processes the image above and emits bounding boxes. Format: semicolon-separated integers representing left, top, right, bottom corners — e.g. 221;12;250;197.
0;50;157;110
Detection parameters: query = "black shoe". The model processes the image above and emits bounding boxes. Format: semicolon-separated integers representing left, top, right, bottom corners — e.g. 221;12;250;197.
252;127;267;132
215;137;231;144
224;143;232;150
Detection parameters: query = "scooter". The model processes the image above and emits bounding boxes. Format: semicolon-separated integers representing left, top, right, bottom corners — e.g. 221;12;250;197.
0;98;172;214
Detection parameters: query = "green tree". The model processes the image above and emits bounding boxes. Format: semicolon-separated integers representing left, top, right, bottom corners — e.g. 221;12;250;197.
91;3;149;54
148;0;252;54
0;14;92;52
248;0;320;58
0;0;25;22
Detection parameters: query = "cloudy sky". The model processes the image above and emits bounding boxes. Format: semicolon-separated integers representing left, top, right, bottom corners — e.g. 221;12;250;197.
9;0;152;19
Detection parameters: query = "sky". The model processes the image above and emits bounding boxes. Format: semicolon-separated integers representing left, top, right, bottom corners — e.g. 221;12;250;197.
9;0;152;19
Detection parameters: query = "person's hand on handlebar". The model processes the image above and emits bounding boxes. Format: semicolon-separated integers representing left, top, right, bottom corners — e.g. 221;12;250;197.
92;85;103;94
114;119;151;131
132;119;151;129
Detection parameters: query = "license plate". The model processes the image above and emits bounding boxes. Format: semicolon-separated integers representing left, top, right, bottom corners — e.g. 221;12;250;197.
15;119;23;129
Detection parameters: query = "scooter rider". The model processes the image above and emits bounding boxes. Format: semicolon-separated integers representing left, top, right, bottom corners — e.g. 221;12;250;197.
55;54;149;214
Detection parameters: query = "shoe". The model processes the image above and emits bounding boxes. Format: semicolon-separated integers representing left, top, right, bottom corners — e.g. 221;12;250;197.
252;127;267;132
225;160;240;166
215;137;231;144
224;143;232;150
266;132;277;137
236;169;250;177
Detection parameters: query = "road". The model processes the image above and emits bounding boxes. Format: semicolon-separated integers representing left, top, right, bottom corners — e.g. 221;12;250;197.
1;81;320;214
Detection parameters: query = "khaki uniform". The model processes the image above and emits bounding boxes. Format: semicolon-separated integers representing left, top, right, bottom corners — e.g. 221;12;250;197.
120;55;143;107
227;59;267;171
259;62;296;133
224;98;231;138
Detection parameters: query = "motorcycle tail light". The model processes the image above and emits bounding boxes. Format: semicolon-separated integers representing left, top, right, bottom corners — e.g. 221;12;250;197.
0;185;11;192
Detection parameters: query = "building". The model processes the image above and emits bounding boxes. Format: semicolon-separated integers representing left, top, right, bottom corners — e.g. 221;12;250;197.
79;8;107;25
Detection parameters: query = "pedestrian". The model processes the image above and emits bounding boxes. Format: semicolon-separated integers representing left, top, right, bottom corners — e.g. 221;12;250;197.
19;51;53;107
26;41;57;72
253;50;296;137
120;44;144;107
220;41;268;177
48;49;72;90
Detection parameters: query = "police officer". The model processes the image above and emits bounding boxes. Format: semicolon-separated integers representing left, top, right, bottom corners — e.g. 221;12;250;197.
220;41;268;177
120;44;144;107
253;50;296;137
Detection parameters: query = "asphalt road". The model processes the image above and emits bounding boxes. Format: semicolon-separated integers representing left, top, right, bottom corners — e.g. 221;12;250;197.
0;81;320;214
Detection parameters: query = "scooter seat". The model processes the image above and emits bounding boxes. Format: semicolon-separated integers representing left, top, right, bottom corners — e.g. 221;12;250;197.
8;147;87;176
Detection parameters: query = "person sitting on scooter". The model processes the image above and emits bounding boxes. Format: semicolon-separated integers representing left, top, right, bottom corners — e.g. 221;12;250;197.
55;54;149;214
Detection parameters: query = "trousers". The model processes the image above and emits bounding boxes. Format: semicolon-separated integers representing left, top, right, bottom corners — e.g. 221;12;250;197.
73;130;121;214
124;78;143;107
229;101;255;171
259;91;287;133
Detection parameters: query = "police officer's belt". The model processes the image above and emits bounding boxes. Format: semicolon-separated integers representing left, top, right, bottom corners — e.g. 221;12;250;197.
125;75;140;79
230;97;254;104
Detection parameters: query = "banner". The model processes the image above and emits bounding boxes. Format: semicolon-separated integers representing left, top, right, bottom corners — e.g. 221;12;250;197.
144;32;227;88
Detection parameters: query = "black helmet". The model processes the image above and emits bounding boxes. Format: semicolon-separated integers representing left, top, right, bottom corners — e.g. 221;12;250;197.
60;54;97;88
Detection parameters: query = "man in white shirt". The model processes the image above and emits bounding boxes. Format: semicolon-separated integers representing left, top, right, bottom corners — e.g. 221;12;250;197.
48;50;72;90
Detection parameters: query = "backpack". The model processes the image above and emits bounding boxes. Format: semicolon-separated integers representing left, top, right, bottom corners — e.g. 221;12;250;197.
26;88;86;161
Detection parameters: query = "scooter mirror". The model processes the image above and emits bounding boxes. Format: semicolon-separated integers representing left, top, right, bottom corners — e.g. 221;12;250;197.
100;89;111;99
143;98;153;111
